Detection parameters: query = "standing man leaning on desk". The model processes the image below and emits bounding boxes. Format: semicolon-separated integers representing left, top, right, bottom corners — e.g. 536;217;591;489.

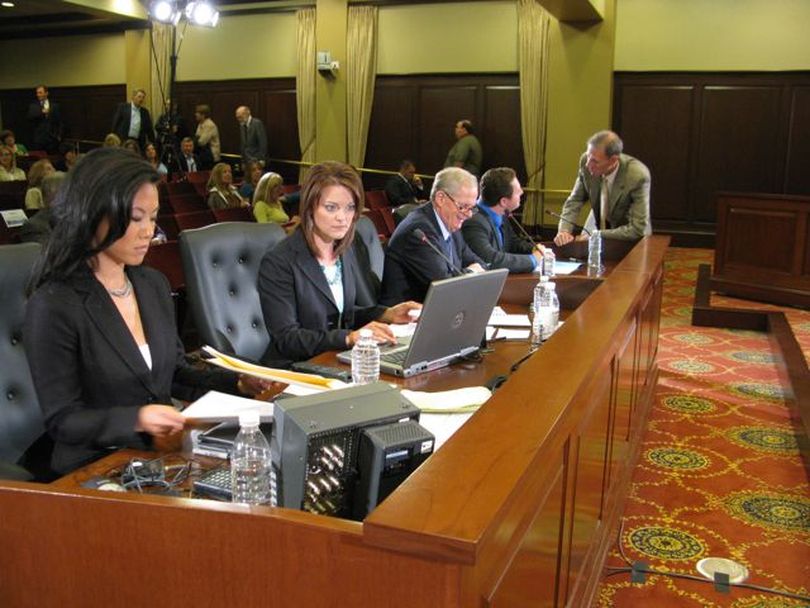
381;167;485;305
462;167;546;273
553;130;652;246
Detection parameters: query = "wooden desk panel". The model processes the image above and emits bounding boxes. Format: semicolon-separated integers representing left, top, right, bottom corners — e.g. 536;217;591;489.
0;236;670;608
713;192;810;306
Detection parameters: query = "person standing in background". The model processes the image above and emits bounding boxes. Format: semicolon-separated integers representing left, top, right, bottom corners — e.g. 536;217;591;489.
27;85;63;153
194;104;220;170
235;105;268;167
111;89;156;152
444;119;482;176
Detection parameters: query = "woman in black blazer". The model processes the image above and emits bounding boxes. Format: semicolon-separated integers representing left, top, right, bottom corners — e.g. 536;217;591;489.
25;148;267;474
258;161;419;367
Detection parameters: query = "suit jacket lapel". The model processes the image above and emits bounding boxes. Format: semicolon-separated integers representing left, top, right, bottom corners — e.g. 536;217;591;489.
608;157;629;220
133;269;168;393
292;232;338;307
80;269;154;394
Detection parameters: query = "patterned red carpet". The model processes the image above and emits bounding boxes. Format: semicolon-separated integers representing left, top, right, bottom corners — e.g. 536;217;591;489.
596;248;810;607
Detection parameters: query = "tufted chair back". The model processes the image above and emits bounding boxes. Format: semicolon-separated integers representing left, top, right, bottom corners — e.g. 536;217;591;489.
354;215;385;282
0;242;47;480
180;222;286;362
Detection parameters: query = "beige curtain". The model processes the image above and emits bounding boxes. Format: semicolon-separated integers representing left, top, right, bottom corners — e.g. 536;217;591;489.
149;23;173;121
296;8;317;183
346;6;378;168
517;0;551;226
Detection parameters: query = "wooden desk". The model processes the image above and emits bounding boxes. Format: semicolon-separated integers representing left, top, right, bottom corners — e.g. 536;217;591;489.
0;236;669;608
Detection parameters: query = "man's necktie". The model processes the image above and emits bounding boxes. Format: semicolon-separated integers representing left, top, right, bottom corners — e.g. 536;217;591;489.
600;178;609;230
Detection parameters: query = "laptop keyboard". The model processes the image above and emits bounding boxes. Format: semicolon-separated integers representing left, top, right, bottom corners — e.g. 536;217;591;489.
381;349;408;365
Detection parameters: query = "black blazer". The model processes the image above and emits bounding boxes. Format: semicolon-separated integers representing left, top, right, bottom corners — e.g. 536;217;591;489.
27;100;62;153
111;102;156;149
461;209;536;273
380;203;483;305
177;152;201;174
240;117;268;164
24;265;237;474
258;230;386;367
384;174;426;206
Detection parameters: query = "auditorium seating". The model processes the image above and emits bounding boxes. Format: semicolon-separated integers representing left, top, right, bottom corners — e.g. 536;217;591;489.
166;193;208;214
211;206;254;223
174;210;216;233
364;189;390;210
179;222;286;361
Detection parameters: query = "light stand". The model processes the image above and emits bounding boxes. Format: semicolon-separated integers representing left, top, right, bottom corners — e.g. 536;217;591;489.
148;1;219;173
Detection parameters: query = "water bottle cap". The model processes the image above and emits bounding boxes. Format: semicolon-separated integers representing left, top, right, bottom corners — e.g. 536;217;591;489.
358;328;373;338
239;410;261;427
539;275;549;283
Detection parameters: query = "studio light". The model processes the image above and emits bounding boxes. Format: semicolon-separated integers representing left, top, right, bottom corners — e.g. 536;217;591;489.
149;0;181;25
185;1;219;27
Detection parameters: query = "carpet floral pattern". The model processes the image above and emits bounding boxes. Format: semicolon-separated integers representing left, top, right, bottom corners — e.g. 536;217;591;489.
596;248;810;607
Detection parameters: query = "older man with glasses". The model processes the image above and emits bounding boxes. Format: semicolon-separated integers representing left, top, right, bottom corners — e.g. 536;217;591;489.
381;167;485;305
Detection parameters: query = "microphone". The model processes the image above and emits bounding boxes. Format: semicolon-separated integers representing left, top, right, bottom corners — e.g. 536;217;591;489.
545;209;591;236
505;211;544;252
413;228;464;277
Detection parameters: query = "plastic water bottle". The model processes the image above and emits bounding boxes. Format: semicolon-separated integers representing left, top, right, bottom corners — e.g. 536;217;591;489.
542;249;556;277
530;276;550;348
351;328;380;385
230;411;272;505
542;281;560;341
588;230;603;275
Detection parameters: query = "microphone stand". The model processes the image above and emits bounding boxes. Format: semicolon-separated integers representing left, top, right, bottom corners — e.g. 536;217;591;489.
413;228;464;277
506;212;544;252
545;209;592;237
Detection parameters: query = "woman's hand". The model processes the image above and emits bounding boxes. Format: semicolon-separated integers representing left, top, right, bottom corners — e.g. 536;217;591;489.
135;405;185;437
347;321;396;347
237;374;285;399
380;301;422;325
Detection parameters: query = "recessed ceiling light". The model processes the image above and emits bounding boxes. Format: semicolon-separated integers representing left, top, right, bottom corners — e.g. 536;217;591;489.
1;2;16;7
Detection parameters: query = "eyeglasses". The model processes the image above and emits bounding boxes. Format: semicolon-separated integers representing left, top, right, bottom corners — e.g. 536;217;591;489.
441;190;477;215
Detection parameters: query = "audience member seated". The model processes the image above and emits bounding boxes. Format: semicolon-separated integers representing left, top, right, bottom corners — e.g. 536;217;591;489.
461;167;545;273
24;158;56;210
0;145;26;181
239;160;263;200
381;167;485;305
384;159;427;206
1;129;28;157
19;171;66;245
178;136;201;174
258;161;420;367
55;142;80;171
206;162;247;210
144;142;168;177
193;104;220;169
122;138;142;157
253;171;298;228
103;132;122;147
24;147;273;475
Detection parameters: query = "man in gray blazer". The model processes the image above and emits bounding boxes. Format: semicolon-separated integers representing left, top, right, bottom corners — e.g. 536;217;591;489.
235;105;268;166
554;130;651;245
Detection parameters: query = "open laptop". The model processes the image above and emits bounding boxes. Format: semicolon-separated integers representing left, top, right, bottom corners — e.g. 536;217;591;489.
338;268;508;377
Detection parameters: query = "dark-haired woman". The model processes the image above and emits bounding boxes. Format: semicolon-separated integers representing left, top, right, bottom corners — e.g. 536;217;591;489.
258;161;420;366
25;147;268;474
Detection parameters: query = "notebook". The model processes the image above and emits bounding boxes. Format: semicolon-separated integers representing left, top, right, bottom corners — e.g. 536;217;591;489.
338;268;508;377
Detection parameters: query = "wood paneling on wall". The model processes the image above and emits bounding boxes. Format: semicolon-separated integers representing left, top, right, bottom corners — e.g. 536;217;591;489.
0;85;125;148
613;72;810;242
365;74;525;189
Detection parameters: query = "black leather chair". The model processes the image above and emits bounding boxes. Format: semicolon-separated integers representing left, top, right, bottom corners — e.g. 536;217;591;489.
0;242;52;481
393;202;421;226
353;215;385;304
180;221;286;362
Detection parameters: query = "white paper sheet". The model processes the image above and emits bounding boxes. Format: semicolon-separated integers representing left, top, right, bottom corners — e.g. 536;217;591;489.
183;390;274;422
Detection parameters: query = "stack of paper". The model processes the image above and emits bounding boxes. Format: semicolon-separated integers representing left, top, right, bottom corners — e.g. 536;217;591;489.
201;345;348;391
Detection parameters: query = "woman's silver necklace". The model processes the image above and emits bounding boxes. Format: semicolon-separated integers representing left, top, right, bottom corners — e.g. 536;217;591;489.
107;276;133;298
